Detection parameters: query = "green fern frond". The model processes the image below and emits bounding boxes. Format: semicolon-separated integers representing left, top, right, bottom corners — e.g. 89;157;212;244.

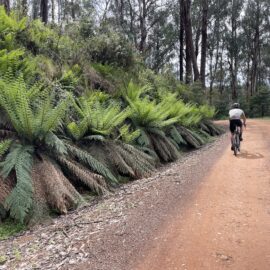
119;124;140;144
1;144;34;223
69;97;130;139
44;132;67;156
137;128;151;147
0;139;12;156
169;126;187;145
189;130;206;145
40;94;70;134
122;80;152;101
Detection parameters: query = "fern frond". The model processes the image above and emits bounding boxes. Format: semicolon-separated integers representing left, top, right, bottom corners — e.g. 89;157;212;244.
106;143;136;177
149;132;179;162
119;143;155;177
169;126;187;146
176;125;201;148
44;132;67;156
137;128;151;147
58;157;107;195
0;139;12;156
119;124;140;144
1;144;34;223
65;142;117;184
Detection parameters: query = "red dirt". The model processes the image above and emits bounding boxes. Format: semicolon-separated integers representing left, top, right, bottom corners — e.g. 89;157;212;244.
134;119;270;270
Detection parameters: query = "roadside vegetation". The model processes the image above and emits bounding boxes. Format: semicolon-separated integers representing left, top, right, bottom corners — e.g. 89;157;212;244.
0;7;224;229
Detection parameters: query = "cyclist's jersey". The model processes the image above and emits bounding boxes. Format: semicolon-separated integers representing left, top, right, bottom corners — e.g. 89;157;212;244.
229;109;244;120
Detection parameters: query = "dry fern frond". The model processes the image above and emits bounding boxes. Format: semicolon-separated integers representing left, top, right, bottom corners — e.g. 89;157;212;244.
58;156;108;195
31;156;83;215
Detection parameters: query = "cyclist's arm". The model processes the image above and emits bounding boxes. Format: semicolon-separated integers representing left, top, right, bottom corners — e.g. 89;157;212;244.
241;112;247;126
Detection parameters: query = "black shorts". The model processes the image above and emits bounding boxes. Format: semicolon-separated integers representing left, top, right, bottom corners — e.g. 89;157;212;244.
229;119;242;133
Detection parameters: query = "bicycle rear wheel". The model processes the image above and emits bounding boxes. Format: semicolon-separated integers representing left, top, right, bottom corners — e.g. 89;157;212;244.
233;143;237;156
233;134;239;156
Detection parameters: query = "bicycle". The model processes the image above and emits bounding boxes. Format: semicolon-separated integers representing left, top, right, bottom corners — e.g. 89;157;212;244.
232;126;241;156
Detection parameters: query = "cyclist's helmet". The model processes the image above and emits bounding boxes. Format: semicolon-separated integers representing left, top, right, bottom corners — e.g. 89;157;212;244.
232;103;240;109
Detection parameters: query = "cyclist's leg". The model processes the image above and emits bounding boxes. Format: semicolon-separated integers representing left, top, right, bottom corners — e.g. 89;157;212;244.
229;120;236;150
238;120;243;140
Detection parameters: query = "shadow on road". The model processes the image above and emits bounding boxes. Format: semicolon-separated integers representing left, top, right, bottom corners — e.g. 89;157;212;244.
237;150;264;159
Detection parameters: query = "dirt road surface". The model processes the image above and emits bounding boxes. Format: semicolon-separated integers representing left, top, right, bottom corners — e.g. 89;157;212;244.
134;119;270;270
0;120;269;270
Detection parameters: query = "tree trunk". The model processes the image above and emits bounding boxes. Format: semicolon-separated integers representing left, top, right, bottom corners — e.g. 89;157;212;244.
230;0;238;100
250;0;260;96
218;40;225;94
71;0;76;20
0;0;10;13
127;0;137;47
21;0;28;16
183;0;200;83
40;0;49;24
209;50;213;105
33;0;40;19
200;0;208;88
179;0;185;82
51;0;55;23
246;59;250;100
57;0;62;22
195;26;200;59
138;0;147;53
115;0;125;27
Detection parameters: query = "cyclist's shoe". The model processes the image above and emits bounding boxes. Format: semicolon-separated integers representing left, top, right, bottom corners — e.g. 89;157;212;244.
240;137;243;141
231;146;234;151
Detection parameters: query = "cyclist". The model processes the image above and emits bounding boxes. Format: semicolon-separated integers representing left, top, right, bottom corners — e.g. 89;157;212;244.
229;103;246;150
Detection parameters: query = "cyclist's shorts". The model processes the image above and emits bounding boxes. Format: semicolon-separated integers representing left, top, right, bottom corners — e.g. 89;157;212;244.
229;119;242;133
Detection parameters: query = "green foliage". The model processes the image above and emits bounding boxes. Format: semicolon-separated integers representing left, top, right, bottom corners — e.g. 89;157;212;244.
0;7;26;49
60;65;82;89
119;125;140;144
0;49;24;73
69;96;130;139
0;74;70;143
198;105;216;119
0;139;12;156
0;219;26;240
249;86;270;117
1;144;34;223
122;80;152;101
127;96;179;129
0;9;224;225
86;30;134;68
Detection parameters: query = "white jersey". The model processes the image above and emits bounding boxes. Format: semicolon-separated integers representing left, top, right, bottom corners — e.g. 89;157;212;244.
229;108;244;120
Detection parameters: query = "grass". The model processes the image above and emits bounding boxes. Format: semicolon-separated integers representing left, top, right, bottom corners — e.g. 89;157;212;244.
0;219;26;240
